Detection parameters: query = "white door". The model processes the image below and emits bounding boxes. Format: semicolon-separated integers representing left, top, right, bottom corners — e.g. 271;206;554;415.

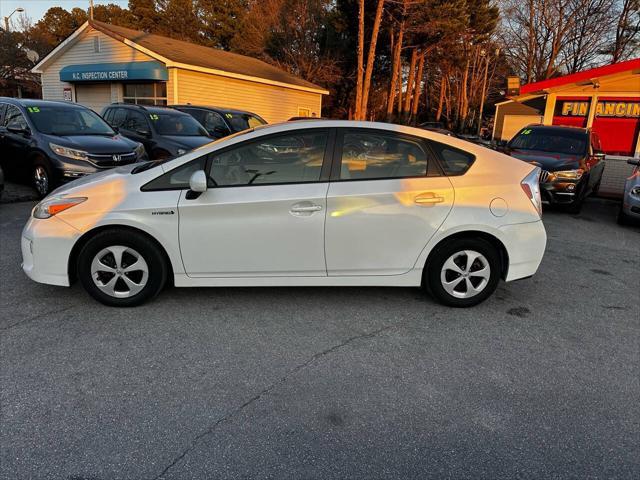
178;129;331;277
75;84;112;113
325;129;455;276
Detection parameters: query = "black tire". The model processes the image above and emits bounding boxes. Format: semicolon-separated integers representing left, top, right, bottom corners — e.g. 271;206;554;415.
565;196;583;214
617;204;631;225
425;237;502;308
77;229;168;307
32;158;53;199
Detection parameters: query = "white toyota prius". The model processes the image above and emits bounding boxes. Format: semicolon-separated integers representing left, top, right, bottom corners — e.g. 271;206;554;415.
21;120;546;308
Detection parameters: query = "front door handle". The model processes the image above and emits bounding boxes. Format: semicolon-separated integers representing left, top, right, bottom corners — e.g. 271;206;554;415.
290;202;323;216
414;193;444;205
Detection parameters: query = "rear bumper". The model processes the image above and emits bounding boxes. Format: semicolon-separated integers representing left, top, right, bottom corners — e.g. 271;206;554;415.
499;220;547;282
21;215;81;287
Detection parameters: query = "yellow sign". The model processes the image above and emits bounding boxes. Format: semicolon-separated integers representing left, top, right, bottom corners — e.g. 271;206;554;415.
561;101;640;117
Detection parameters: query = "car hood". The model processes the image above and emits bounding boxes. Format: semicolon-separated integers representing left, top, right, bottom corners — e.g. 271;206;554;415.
162;135;213;149
48;163;140;197
508;149;583;171
45;134;137;154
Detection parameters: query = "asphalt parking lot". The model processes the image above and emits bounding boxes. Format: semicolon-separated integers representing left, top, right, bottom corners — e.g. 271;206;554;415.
1;198;638;479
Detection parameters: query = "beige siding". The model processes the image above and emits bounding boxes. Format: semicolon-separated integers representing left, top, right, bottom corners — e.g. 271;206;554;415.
174;68;322;123
39;27;154;103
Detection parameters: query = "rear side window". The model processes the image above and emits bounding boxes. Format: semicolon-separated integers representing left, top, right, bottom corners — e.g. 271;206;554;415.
338;130;430;180
428;141;475;176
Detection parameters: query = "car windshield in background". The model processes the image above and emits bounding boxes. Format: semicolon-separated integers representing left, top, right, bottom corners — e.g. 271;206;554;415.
509;128;587;155
226;113;266;132
26;106;115;136
151;113;208;136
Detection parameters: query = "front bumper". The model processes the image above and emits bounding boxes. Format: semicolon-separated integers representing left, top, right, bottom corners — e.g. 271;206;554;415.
622;193;640;218
499;220;547;282
21;214;82;287
540;180;582;205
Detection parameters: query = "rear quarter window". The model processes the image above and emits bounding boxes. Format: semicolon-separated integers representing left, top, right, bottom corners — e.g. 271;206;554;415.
428;140;475;176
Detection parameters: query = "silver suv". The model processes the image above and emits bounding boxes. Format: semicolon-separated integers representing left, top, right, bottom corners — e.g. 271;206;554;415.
618;158;640;225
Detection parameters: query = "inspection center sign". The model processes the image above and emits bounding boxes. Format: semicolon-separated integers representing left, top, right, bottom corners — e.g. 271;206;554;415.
59;61;168;83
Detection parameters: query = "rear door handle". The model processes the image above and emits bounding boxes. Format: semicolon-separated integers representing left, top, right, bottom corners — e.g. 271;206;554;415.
290;202;323;216
414;193;444;205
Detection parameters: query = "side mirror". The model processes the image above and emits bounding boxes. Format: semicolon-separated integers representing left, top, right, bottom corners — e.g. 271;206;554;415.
135;129;151;137
627;159;640;167
7;125;30;136
186;170;207;199
593;152;606;161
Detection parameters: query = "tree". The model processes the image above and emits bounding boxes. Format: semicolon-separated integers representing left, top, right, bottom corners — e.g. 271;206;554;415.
196;0;248;50
607;0;640;62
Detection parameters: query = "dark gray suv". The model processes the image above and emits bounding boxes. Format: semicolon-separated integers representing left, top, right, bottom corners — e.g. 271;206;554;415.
102;104;213;160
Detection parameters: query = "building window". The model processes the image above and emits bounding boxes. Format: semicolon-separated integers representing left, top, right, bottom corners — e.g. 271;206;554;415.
298;107;311;117
93;36;101;53
123;82;167;106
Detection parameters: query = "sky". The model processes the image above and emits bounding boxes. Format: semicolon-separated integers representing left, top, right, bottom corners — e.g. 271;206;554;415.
1;0;129;28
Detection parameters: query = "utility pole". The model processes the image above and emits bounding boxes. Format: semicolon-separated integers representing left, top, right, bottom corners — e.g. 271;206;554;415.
90;0;94;20
477;48;499;137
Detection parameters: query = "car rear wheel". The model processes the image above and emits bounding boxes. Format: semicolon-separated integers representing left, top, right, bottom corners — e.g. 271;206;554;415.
77;230;168;307
425;238;501;307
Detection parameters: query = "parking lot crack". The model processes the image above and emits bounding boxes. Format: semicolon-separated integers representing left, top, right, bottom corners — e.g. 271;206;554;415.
151;322;398;479
0;304;77;332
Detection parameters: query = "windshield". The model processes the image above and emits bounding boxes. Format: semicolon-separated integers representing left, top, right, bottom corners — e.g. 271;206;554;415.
509;128;587;155
151;113;209;136
226;113;266;132
26;105;115;136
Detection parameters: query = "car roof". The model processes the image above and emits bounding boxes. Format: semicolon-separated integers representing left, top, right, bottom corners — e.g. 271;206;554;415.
524;124;589;133
0;97;88;109
106;104;190;115
173;104;259;116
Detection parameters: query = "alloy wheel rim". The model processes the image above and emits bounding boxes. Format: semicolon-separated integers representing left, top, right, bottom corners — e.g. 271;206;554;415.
33;166;48;196
90;246;149;298
440;250;491;299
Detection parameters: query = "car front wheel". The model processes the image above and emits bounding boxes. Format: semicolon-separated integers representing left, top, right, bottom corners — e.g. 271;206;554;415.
32;160;52;198
425;238;501;307
77;229;168;307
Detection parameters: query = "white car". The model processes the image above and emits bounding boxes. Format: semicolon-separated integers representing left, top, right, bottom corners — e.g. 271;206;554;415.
21;121;546;308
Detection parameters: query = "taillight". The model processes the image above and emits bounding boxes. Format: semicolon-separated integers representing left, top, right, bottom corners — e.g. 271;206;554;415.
521;167;542;217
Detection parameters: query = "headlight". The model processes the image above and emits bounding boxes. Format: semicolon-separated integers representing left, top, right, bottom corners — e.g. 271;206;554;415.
134;143;145;157
631;186;640;197
177;148;187;156
553;169;584;180
33;196;87;219
49;143;88;161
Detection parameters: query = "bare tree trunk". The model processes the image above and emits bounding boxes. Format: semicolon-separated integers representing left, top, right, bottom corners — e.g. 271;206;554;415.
526;0;535;82
459;53;471;128
387;24;404;120
436;74;446;122
403;47;418;117
411;50;425;121
360;0;385;120
354;0;365;120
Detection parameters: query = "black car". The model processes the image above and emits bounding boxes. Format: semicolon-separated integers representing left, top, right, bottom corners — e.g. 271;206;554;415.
173;105;266;139
0;98;146;198
502;125;606;213
102;104;213;160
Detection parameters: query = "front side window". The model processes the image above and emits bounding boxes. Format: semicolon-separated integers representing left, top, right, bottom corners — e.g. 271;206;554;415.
126;110;150;132
25;105;114;136
208;130;328;186
225;113;266;132
338;131;429;180
4;105;28;130
110;108;128;128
